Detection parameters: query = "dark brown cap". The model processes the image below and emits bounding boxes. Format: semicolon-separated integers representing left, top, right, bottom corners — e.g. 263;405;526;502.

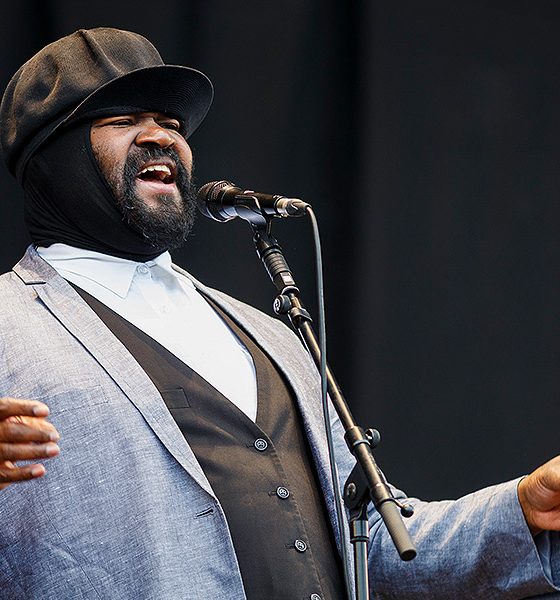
0;27;213;180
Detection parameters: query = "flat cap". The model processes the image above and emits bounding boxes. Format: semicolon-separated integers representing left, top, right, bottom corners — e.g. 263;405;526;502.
0;27;213;180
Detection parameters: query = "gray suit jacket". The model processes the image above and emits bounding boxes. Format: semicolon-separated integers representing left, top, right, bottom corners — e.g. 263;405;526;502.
0;246;558;599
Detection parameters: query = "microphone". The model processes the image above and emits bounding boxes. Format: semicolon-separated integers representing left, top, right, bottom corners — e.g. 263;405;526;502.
197;180;309;224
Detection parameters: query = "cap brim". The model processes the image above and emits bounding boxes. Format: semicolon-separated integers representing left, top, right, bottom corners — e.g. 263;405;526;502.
15;65;213;181
66;64;213;137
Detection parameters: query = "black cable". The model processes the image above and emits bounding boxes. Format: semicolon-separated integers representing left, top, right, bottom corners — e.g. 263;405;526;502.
306;206;353;600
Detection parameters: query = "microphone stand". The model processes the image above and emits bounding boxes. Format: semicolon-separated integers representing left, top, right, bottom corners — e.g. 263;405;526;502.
249;217;417;600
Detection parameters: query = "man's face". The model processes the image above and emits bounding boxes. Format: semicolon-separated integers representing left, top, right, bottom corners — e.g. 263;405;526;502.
90;111;197;249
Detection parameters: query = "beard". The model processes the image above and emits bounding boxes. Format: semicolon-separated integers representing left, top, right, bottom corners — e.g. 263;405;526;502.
103;146;197;251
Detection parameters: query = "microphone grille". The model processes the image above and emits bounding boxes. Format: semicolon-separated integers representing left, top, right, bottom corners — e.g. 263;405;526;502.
196;180;235;221
198;180;232;201
196;180;234;220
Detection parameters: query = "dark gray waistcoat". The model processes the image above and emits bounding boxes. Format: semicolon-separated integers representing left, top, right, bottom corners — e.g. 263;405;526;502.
76;288;345;600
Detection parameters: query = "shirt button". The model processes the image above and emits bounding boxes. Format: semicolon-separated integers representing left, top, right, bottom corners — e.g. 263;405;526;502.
138;264;149;274
310;595;322;600
276;486;290;499
254;438;268;451
294;539;307;552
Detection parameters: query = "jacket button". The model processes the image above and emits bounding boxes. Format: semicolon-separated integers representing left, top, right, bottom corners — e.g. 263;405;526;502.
310;595;322;600
294;539;307;552
254;438;268;451
276;486;290;499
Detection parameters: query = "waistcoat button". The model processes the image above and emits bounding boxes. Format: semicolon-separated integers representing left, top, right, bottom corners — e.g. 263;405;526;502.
254;438;268;451
294;539;307;552
276;486;290;499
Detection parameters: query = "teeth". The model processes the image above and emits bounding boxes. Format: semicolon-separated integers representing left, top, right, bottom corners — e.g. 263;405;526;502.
138;164;172;177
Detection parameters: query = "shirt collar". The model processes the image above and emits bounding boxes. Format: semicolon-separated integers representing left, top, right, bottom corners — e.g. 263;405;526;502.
36;243;184;298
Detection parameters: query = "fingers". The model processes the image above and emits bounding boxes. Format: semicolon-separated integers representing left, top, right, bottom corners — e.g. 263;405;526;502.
0;416;59;444
0;461;46;490
0;398;60;491
0;397;50;419
518;455;560;535
537;456;560;492
0;397;60;447
0;441;60;462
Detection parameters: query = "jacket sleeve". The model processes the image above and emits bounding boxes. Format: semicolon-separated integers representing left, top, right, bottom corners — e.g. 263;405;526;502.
329;415;560;599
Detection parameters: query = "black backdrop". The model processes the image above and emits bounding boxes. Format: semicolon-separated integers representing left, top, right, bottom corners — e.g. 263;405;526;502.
1;0;559;501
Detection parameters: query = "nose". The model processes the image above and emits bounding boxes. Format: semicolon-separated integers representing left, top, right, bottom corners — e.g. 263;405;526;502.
135;122;175;149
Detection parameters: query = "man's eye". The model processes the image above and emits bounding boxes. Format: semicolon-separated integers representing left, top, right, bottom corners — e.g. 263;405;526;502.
162;121;181;131
100;118;133;127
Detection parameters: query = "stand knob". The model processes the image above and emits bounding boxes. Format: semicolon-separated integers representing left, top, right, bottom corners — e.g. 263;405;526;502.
273;294;291;314
365;428;381;448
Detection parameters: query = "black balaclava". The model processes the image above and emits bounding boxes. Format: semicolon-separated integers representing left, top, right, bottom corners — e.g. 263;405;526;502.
22;117;193;262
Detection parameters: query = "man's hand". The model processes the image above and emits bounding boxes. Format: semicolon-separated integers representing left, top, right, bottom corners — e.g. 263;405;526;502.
0;397;60;490
518;456;560;536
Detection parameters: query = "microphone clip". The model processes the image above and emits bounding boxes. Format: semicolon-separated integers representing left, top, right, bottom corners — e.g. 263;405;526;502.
234;193;270;228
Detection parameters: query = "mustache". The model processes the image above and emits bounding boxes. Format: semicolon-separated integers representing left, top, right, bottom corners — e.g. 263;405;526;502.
123;146;191;187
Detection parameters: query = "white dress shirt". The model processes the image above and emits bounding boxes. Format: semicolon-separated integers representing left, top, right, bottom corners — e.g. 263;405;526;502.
37;244;258;421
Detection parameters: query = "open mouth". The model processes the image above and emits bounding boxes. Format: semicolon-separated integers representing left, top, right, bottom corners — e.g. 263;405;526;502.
136;161;177;186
